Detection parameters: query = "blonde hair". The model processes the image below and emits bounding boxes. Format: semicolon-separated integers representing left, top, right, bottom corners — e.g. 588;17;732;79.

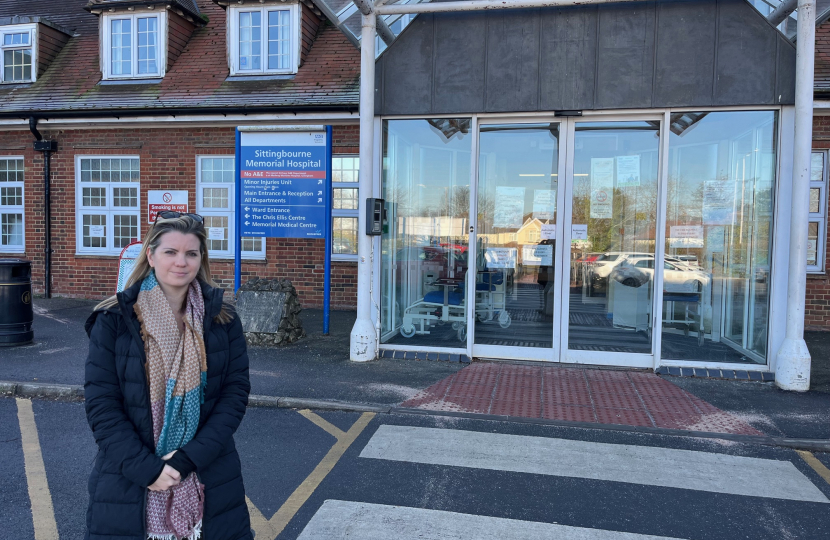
95;215;233;323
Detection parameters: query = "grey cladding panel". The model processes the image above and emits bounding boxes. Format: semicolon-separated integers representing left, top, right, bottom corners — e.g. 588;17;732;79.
381;14;435;115
653;0;716;107
776;35;796;104
539;7;597;111
485;9;540;112
595;2;656;110
433;12;487;113
715;0;777;105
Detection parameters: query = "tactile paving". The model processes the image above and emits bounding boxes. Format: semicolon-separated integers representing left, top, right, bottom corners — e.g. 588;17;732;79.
400;364;765;436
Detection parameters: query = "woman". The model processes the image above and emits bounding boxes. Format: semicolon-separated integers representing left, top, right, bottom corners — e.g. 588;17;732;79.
84;212;252;540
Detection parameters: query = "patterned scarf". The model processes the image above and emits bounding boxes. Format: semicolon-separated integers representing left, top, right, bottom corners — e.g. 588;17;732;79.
135;272;207;540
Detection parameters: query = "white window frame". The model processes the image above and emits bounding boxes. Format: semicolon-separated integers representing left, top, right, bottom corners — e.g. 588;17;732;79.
0;156;25;253
196;156;265;260
0;24;37;84
101;12;166;80
332;155;359;261
227;4;300;76
808;149;828;273
75;155;141;256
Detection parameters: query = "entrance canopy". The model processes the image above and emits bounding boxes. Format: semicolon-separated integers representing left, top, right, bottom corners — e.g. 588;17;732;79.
373;0;796;115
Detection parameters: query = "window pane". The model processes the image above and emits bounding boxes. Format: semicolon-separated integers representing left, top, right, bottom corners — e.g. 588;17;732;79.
82;214;107;248
332;217;357;255
137;17;158;74
241;237;263;253
113;214;138;248
380;119;472;347
82;187;106;207
238;11;262;70
0;213;23;246
111;19;132;75
0;186;22;206
200;157;234;183
113;187;138;208
204;215;229;252
333;187;358;210
0;158;23;182
662;111;777;364
3;32;30;46
267;10;291;70
810;188;822;214
812;152;825;182
3;48;32;82
333;156;359;183
202;187;229;208
808;221;819;266
81;158;139;183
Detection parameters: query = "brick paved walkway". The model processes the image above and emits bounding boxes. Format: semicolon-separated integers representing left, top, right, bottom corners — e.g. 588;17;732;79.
401;362;762;436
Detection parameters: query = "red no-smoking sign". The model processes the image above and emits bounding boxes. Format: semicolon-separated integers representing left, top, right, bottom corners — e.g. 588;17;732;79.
147;190;188;223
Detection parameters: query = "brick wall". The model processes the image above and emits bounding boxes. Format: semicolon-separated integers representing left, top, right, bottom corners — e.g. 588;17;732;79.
808;115;830;330
0;124;359;309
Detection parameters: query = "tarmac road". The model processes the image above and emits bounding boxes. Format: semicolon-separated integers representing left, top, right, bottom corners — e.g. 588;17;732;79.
3;397;830;540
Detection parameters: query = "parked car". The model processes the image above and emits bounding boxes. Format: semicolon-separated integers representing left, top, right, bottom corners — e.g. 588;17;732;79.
610;257;710;294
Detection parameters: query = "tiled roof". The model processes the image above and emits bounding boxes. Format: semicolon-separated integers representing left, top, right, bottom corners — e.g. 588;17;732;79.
86;0;202;21
0;0;360;116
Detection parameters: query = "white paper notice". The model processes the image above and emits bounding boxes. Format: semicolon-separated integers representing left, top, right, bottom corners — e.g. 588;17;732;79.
541;224;556;240
493;187;525;228
669;225;704;248
590;158;614;219
571;224;588;241
208;227;225;240
522;244;553;266
89;225;105;237
616;155;640;187
703;181;735;225
484;247;517;269
532;189;556;220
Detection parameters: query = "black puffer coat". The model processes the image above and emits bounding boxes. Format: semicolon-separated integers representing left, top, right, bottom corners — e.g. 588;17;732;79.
83;279;252;540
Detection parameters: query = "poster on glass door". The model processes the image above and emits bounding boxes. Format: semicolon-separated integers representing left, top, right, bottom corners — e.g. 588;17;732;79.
590;158;614;219
493;186;525;228
532;189;556;220
616;155;640;187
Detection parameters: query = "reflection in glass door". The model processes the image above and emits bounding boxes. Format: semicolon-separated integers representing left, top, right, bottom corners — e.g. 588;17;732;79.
566;121;660;358
474;124;560;358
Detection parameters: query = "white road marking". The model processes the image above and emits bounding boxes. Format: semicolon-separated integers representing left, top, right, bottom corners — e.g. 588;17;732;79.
359;426;829;503
32;306;70;324
297;500;683;540
16;398;59;540
38;347;71;355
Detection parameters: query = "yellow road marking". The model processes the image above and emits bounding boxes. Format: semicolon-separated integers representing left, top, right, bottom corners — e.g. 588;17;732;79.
16;398;59;540
297;409;347;440
247;411;375;540
797;450;830;486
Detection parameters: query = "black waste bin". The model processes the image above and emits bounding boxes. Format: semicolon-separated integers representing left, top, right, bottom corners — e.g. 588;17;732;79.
0;259;33;346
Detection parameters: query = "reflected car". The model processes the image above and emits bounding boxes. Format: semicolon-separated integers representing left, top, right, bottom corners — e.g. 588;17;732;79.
611;257;710;294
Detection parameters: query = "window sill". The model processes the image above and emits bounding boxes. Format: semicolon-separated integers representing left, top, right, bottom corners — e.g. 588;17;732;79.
99;78;163;86
225;74;295;82
0;81;33;87
209;257;267;263
0;250;26;255
332;257;358;264
74;254;120;259
807;271;827;278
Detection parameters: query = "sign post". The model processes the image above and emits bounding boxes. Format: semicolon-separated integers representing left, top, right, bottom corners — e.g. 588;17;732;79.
234;126;332;333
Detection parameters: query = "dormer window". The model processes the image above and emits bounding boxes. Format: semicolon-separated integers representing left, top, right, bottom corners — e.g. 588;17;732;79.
228;4;299;76
101;12;166;80
0;24;36;83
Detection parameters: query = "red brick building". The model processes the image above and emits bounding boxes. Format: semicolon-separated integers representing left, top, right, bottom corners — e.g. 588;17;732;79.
0;0;361;308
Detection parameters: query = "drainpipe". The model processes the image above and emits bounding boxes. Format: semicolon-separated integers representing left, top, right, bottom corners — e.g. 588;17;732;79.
776;0;815;391
29;117;57;299
350;2;378;362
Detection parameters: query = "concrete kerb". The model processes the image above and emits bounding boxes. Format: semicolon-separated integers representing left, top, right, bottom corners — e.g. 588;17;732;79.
3;380;829;453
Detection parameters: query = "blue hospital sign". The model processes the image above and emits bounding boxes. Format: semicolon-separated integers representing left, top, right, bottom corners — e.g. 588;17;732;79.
238;130;329;238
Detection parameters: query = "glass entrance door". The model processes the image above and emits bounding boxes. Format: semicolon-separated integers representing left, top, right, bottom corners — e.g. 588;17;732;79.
472;123;563;361
561;120;661;367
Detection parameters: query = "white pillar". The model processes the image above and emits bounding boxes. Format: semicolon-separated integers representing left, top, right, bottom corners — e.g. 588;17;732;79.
776;0;815;391
350;10;378;362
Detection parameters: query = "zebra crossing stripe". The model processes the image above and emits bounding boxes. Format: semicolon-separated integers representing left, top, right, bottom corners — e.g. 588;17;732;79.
297;500;684;540
359;426;829;503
